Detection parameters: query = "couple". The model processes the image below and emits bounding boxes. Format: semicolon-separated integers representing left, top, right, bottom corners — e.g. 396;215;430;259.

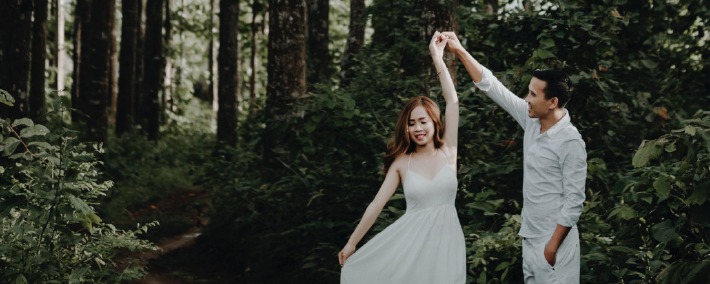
338;32;587;284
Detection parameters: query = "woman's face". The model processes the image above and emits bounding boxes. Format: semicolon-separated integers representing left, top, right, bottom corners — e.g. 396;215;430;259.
408;106;436;146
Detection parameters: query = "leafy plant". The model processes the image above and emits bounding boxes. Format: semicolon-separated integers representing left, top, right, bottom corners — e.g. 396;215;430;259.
0;92;156;283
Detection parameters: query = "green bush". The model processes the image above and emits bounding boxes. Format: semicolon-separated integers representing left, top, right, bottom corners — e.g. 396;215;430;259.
0;93;156;283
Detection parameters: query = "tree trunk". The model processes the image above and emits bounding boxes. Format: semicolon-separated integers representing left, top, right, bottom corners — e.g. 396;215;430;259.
108;0;118;128
208;0;217;115
117;0;140;135
78;0;114;143
30;0;49;122
56;0;66;93
339;0;365;87
0;0;33;119
71;0;90;123
134;0;145;123
217;0;239;147
249;0;263;114
306;0;330;89
248;0;263;115
262;0;307;177
142;0;165;140
422;0;458;85
162;0;172;121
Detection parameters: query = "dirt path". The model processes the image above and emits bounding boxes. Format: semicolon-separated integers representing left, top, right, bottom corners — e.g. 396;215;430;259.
123;190;214;284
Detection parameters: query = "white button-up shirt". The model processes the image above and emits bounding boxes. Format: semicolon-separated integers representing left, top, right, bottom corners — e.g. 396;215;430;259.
474;67;587;238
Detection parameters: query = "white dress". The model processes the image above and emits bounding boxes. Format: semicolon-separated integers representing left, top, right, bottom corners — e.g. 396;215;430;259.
341;151;466;284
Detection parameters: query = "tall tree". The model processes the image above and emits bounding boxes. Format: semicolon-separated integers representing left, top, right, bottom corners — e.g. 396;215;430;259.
117;0;140;135
108;0;118;127
262;0;307;176
339;0;366;87
0;0;33;119
208;0;217;114
71;0;90;123
134;0;145;122
306;0;330;89
30;0;49;122
248;0;263;115
142;0;165;140
217;0;240;147
162;0;173;120
78;0;115;143
56;0;66;93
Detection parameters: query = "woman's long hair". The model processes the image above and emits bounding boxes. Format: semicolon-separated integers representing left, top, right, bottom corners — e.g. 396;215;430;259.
383;96;444;173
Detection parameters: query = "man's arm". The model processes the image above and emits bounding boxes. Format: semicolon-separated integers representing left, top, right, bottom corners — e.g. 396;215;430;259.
442;32;529;128
545;139;587;266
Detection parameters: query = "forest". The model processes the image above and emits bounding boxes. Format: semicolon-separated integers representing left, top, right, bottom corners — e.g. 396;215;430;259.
0;0;708;283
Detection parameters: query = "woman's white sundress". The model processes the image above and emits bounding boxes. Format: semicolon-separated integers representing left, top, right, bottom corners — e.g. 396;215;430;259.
341;151;466;284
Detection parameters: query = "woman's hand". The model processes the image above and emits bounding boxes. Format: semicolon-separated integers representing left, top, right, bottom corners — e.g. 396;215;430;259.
441;32;464;54
429;31;448;60
338;244;356;266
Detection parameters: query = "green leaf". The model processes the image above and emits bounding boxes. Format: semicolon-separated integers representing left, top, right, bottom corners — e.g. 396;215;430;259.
11;118;33;128
609;205;637;220
640;59;658;69
2;137;21;156
534;49;556;60
0;89;15;106
653;175;672;202
539;38;555;49
686;181;710;205
19;124;49;138
684;125;697;136
14;275;28;284
651;220;678;243
664;142;676;153
632;140;662;168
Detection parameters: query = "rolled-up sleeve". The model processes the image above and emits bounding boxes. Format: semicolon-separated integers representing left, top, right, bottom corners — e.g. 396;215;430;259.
557;139;587;227
474;67;530;129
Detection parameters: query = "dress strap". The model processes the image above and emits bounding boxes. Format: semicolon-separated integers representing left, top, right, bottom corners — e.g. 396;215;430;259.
439;148;451;164
407;153;412;171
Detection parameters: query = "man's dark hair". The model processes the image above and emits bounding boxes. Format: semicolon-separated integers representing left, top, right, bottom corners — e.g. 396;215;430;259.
532;70;573;108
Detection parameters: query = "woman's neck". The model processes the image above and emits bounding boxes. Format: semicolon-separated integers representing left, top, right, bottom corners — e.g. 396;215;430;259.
414;144;437;155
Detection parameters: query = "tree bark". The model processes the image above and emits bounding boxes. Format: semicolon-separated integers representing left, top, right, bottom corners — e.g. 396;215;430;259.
30;0;49;122
339;0;365;87
0;0;33;119
248;0;262;115
162;0;172;121
117;0;140;135
262;0;307;177
306;0;330;89
56;0;66;93
422;0;458;84
71;0;90;123
108;0;118;127
217;0;240;147
142;0;165;140
208;0;217;114
78;0;114;143
134;0;145;123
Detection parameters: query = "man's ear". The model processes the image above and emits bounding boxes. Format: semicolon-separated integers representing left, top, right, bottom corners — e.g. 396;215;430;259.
548;97;558;109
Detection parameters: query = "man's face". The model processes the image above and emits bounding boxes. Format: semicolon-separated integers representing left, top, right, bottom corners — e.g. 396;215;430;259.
524;77;557;119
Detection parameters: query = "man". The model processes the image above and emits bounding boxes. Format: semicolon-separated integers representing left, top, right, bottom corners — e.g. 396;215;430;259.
443;32;587;283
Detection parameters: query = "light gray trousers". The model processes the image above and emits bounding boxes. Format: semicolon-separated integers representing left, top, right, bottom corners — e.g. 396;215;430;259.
522;229;580;284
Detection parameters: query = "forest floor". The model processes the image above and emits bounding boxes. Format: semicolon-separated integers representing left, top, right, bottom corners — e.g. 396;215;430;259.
122;189;237;284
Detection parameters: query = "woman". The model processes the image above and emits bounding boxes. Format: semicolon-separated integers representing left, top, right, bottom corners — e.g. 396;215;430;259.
338;32;465;284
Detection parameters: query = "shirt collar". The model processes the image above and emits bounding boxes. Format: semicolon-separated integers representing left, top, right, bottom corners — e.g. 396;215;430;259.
544;109;570;137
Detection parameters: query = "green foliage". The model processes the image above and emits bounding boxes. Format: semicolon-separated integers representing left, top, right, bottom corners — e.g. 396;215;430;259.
0;97;156;282
604;111;710;283
101;121;214;242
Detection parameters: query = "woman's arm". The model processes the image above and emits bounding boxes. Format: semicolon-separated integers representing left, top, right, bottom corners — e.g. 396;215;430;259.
430;32;459;165
338;161;402;266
